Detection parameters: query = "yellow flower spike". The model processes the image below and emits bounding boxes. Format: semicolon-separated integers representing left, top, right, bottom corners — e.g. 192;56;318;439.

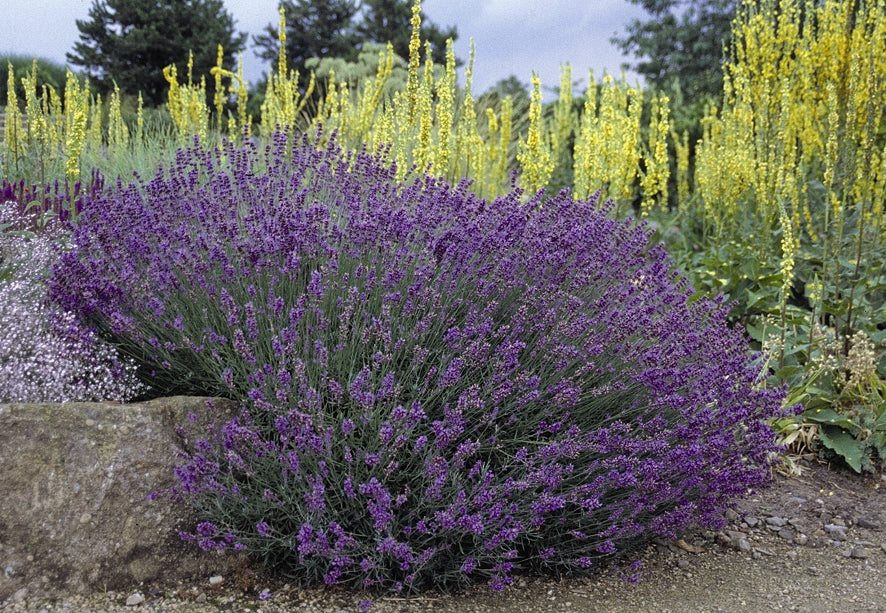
416;41;434;172
550;63;574;172
456;39;483;184
136;92;144;144
517;72;553;196
109;83;128;149
496;95;513;193
405;0;422;122
434;38;456;174
236;53;250;139
89;91;102;149
4;61;23;172
640;93;671;216
277;7;287;75
672;128;690;212
573;70;599;201
213;44;226;135
63;70;88;185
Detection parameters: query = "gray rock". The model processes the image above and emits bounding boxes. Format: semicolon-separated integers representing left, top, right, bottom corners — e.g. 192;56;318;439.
125;592;145;606
737;538;752;553
766;516;787;527
209;575;224;586
851;547;869;559
0;396;244;602
744;516;759;528
778;528;795;541
824;524;849;540
855;517;883;531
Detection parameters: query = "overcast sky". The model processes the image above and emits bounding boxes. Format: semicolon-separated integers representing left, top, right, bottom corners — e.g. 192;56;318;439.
1;0;649;96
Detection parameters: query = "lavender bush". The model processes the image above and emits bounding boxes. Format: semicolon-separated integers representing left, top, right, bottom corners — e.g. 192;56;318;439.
48;132;789;593
0;201;143;403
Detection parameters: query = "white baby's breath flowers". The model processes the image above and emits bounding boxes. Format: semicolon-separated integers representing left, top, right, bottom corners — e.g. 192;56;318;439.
0;201;145;403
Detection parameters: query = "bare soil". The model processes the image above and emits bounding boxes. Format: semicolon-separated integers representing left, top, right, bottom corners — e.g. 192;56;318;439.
4;457;885;613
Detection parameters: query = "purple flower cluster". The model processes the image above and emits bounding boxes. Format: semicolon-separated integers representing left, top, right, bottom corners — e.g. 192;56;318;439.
47;131;790;593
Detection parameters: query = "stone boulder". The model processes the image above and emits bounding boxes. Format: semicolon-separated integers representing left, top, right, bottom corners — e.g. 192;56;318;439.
0;396;247;602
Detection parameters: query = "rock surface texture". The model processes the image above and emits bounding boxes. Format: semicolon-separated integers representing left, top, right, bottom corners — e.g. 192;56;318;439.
0;396;244;602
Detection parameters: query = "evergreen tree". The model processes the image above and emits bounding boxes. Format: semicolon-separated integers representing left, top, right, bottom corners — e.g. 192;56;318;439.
67;0;247;107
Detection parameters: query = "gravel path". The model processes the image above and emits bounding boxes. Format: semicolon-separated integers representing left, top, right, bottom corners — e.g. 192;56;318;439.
4;458;885;613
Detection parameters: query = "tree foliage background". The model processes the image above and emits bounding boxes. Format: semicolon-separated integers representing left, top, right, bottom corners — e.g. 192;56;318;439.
67;0;247;107
252;0;458;86
612;0;738;101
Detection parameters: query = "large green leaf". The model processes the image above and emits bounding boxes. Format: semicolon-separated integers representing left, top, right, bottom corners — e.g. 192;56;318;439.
803;408;856;431
818;425;864;473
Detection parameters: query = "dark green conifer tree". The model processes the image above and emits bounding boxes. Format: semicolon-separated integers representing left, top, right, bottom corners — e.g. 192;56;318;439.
67;0;246;107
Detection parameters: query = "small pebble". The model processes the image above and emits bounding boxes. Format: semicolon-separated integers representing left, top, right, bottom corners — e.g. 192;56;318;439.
856;517;882;531
851;546;869;560
12;588;28;603
778;528;795;541
209;575;224;585
794;534;809;546
766;516;787;527
677;558;690;569
125;592;145;606
738;538;752;553
744;516;759;528
824;524;849;540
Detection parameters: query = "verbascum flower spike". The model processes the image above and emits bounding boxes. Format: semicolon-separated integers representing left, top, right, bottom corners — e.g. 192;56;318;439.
405;0;422;123
63;70;88;185
573;70;599;201
109;82;128;149
4;61;23;172
213;45;226;135
136;92;144;144
517;72;553;195
455;40;482;185
434;38;456;173
640;93;671;217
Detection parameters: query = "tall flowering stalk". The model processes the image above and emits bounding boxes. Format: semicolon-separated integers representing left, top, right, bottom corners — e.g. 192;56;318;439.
259;7;316;135
573;72;648;210
517;72;554;195
695;0;886;380
163;52;209;144
49;131;788;594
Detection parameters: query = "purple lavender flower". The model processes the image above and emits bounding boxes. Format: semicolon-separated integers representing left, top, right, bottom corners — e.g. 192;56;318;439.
48;132;790;596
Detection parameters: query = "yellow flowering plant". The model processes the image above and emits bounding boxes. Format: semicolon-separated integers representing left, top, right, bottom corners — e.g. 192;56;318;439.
682;0;886;471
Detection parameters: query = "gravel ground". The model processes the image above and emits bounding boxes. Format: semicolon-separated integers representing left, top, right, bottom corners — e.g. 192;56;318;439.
4;457;885;613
